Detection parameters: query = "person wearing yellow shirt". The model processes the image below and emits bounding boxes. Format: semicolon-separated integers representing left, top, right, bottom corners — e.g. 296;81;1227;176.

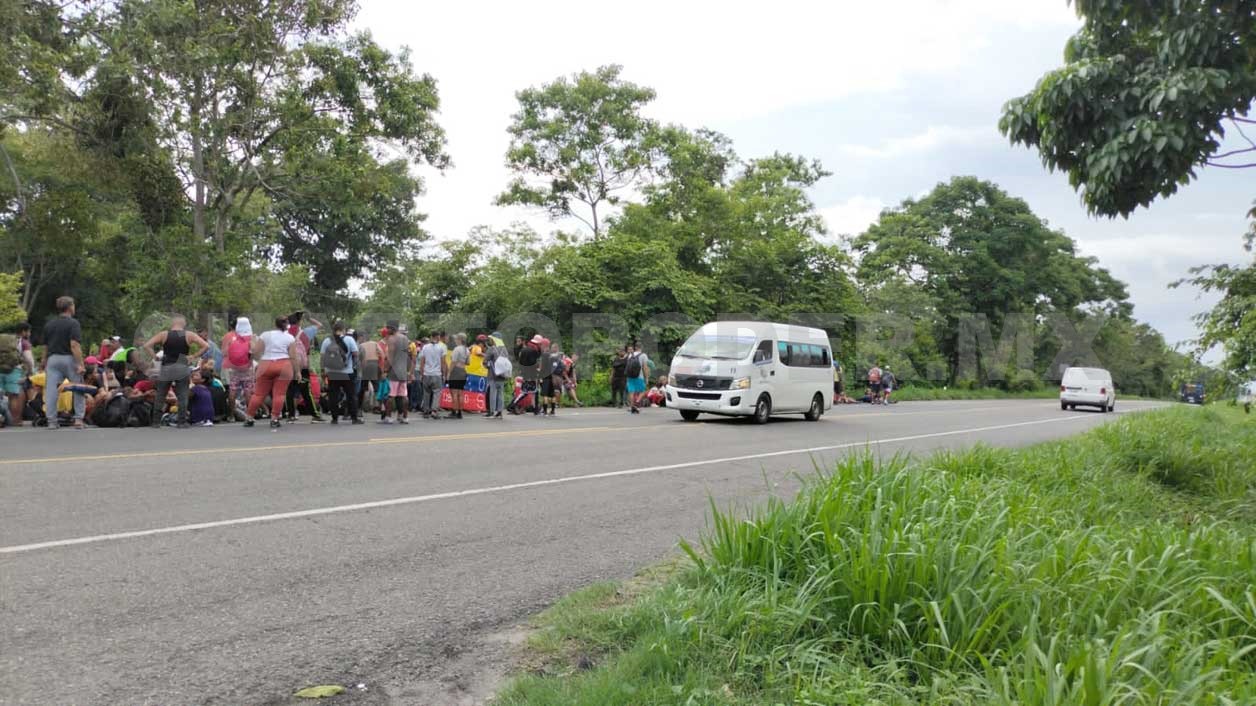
28;371;74;417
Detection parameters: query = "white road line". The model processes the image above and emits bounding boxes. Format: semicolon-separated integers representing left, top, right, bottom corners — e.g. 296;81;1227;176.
0;414;1101;555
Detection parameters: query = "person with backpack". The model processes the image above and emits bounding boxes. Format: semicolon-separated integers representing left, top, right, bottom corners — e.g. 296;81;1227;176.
881;367;896;405
222;317;255;420
142;314;209;430
486;335;511;419
625;342;650;414
0;325;28;428
319;320;362;425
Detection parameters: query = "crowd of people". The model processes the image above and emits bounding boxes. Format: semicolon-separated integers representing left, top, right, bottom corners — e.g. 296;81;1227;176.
0;297;667;431
0;296;905;431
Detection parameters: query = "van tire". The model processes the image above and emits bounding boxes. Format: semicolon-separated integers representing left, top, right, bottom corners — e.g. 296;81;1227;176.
1061;401;1068;411
804;393;823;421
679;410;700;422
752;395;771;425
1108;401;1115;413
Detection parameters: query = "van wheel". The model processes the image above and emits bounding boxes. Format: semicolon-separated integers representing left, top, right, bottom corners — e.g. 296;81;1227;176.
804;393;823;421
1108;401;1115;412
752;395;771;424
1061;401;1068;411
679;410;700;422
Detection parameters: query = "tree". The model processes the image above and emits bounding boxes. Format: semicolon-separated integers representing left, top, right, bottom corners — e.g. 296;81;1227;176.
1174;204;1256;376
497;65;659;237
3;0;448;254
269;136;426;310
852;177;1130;380
999;0;1256;217
0;271;26;329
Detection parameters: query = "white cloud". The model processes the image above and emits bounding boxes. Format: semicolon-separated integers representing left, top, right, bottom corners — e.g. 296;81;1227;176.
819;196;886;238
355;0;1079;241
839;126;996;159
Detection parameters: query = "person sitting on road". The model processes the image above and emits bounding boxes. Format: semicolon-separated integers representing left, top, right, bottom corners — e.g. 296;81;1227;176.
646;375;667;407
188;370;216;426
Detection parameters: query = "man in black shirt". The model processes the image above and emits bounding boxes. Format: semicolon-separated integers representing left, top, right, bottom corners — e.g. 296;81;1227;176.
42;296;86;428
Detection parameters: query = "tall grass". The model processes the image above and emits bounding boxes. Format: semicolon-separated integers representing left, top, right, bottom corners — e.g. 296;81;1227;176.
496;406;1256;705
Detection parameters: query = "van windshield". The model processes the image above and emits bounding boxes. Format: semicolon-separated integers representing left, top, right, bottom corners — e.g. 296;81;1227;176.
676;334;757;361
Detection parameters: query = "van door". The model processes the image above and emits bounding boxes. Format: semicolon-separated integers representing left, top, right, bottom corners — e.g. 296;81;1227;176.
752;339;776;409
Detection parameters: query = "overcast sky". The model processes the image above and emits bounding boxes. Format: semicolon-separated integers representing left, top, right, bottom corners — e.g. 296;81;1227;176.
354;0;1252;353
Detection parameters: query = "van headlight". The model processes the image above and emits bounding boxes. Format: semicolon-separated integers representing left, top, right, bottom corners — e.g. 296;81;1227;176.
733;376;752;389
667;374;676;386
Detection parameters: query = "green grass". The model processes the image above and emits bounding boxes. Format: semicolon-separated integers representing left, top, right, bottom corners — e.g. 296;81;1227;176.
889;386;1059;401
494;406;1256;705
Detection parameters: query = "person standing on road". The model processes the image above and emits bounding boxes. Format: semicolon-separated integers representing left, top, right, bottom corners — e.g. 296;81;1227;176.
419;334;447;419
626;342;650;414
41;297;87;429
610;347;628;408
562;352;583;408
541;341;565;416
382;322;412;425
222;317;255;420
142;315;208;429
867;363;883;404
320;320;362;425
245;316;301;431
518;335;543;415
447;333;469;419
881;367;896;405
284;311;324;423
484;332;509;419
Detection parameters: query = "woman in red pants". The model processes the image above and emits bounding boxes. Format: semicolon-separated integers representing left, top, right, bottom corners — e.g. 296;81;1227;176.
245;316;302;431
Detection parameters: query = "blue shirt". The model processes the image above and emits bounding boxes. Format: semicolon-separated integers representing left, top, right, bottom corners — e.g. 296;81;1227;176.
320;335;358;374
201;340;224;372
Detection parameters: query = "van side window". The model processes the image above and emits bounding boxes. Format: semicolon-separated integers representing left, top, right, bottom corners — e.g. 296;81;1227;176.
792;344;811;367
754;340;774;364
776;341;789;365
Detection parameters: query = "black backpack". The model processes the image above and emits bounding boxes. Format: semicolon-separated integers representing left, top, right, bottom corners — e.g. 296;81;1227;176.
91;394;131;428
625;353;642;378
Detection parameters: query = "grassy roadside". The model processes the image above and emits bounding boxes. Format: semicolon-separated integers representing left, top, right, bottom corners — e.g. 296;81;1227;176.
494;406;1256;705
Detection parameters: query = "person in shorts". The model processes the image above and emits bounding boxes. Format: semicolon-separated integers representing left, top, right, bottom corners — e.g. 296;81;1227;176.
881;367;896;405
447;333;469;419
382;322;412;424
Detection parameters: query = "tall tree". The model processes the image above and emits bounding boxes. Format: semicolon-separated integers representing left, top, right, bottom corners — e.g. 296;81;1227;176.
853;177;1130;378
1000;0;1256;217
3;0;448;254
1174;204;1256;376
497;65;659;237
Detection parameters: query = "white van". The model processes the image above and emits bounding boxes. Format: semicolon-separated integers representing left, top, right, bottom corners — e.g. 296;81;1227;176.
666;321;834;423
1059;366;1115;412
1238;380;1255;414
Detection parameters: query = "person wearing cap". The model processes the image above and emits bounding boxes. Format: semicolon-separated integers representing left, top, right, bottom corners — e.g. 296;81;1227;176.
222;317;255;420
99;336;122;362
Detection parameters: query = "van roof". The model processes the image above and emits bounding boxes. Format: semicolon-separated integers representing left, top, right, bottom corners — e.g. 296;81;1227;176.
1064;367;1111;379
693;321;830;345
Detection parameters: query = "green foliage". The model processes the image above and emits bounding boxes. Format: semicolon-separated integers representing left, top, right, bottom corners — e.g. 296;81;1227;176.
497;65;659;236
1174;204;1256;377
0;270;26;328
498;406;1256;705
1000;0;1256;217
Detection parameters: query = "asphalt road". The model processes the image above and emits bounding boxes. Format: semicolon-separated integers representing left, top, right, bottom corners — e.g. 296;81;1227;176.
0;399;1165;705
